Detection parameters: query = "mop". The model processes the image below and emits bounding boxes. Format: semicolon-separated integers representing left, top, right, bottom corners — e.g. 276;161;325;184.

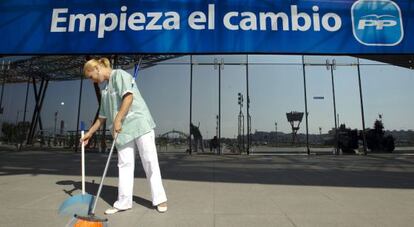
59;122;94;216
66;133;119;227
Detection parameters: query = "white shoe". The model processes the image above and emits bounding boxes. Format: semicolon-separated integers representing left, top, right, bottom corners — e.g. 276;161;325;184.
104;207;129;215
156;203;168;213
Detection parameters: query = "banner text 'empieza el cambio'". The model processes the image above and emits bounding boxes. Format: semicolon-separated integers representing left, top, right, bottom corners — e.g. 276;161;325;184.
0;0;413;54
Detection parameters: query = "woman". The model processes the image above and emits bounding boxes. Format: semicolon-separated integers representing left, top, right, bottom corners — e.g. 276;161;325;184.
80;58;167;214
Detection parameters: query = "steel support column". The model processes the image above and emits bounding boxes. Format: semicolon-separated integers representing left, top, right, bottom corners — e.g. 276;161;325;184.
302;56;310;155
329;61;339;155
189;55;193;155
357;58;368;155
27;77;49;144
216;59;223;154
246;55;251;155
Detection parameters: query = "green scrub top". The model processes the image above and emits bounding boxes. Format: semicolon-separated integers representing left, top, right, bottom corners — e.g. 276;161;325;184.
98;69;156;149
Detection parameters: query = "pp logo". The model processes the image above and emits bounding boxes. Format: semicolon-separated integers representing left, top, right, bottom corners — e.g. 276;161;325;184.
351;0;404;46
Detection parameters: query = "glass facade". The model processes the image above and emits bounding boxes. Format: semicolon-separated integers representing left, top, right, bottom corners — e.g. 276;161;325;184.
1;55;413;154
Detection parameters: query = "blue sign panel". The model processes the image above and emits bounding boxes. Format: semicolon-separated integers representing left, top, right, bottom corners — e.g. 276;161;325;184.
0;0;413;54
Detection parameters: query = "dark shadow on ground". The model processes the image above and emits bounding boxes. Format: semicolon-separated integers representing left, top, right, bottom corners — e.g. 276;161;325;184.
56;180;153;209
1;150;414;189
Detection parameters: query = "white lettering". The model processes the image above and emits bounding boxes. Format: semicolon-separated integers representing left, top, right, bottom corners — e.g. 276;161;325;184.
50;4;344;38
208;4;215;30
128;12;145;31
163;12;180;30
240;12;257;30
322;13;341;32
358;19;396;30
51;8;68;32
291;5;311;31
189;11;206;30
147;12;162;30
224;12;239;30
119;6;128;31
69;14;96;32
259;12;289;31
376;20;397;29
98;13;118;38
312;6;320;31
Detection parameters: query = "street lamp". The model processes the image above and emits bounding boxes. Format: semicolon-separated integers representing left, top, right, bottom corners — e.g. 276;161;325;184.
54;102;65;137
216;115;219;139
216;114;220;154
275;122;277;146
54;111;58;136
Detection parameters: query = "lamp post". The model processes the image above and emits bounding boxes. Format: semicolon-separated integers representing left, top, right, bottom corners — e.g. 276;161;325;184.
54;102;64;138
216;114;219;154
216;115;219;139
54;111;58;137
275;122;278;146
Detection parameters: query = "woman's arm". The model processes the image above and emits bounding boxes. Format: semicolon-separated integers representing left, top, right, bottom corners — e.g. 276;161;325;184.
114;93;133;133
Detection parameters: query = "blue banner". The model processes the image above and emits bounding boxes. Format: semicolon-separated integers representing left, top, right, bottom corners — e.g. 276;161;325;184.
0;0;413;54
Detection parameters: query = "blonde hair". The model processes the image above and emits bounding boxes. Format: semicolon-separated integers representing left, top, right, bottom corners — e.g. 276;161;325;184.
83;58;112;76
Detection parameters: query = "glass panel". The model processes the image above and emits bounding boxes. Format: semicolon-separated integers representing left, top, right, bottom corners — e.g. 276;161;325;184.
192;64;219;153
138;64;190;153
361;64;414;153
334;65;362;154
304;56;358;65
221;65;246;154
305;66;336;153
0;79;102;149
36;80;83;148
249;55;302;64
249;62;305;154
0;82;35;146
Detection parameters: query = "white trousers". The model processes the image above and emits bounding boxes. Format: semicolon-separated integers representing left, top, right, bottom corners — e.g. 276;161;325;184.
113;130;167;209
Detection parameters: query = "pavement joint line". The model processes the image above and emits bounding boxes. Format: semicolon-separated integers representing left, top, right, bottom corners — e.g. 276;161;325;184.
17;190;64;208
283;212;299;227
267;194;298;227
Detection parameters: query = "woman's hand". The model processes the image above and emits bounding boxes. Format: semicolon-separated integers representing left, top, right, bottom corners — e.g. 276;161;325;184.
80;132;92;146
114;119;122;135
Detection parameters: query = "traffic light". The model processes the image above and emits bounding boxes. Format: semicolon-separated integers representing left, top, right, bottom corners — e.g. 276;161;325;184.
238;93;243;105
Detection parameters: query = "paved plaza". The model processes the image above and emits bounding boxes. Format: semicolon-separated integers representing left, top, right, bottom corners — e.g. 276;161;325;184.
0;149;413;227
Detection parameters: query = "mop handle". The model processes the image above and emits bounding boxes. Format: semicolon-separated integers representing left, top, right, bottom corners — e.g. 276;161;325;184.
90;133;119;215
81;130;85;195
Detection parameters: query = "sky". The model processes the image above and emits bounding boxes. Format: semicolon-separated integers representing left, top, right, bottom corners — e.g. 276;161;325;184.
0;55;413;139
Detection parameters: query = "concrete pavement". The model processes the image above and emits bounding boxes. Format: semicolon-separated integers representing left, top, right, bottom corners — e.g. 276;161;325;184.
0;150;413;227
